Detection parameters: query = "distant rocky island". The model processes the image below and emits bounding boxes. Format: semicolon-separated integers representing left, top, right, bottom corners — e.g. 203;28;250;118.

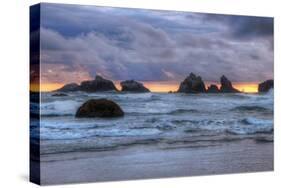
177;73;240;93
56;75;150;93
55;73;274;94
258;79;274;92
57;75;118;92
120;80;150;93
177;73;273;93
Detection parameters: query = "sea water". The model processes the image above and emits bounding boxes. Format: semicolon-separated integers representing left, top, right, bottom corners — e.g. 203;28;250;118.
33;90;273;155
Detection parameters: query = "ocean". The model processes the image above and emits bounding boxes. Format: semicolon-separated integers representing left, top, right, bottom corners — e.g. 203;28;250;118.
33;90;273;156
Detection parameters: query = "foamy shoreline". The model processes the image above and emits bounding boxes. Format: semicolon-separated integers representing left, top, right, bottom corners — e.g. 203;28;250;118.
40;139;273;185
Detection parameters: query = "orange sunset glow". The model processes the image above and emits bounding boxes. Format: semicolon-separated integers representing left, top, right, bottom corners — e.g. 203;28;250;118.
31;83;64;92
36;81;259;93
231;83;258;93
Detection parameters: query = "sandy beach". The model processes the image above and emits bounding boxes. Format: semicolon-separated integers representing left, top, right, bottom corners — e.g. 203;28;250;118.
40;139;273;185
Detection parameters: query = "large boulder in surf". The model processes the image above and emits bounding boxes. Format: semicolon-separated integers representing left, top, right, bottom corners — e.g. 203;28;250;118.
177;73;206;93
56;83;80;92
120;80;150;92
79;76;118;92
220;75;240;93
75;99;124;118
258;79;273;92
207;84;220;93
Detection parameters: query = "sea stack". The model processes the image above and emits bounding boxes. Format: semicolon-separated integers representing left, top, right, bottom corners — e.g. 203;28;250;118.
177;73;206;93
75;99;124;118
120;80;150;93
51;93;68;97
207;84;220;93
79;76;118;92
56;83;80;92
220;75;240;93
56;76;118;92
258;79;273;92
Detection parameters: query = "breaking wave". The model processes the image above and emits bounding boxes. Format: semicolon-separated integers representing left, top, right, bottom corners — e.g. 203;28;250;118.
40;100;81;116
231;105;271;112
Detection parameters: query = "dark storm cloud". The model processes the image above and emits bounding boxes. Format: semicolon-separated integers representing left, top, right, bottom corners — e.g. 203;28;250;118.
231;17;273;38
202;13;273;40
40;3;274;83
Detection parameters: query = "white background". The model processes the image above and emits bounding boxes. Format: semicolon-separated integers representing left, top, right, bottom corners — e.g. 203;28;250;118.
0;0;280;187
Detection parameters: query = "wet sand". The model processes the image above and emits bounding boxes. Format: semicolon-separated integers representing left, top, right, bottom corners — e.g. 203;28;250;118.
40;139;273;185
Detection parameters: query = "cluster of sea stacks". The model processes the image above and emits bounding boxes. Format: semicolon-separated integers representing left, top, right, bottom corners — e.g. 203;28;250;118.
54;73;273;96
177;73;241;93
57;75;150;93
56;73;273;94
54;73;273;118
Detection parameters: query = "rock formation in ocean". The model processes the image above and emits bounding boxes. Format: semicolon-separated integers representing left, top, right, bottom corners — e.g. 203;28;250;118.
258;79;273;92
220;75;240;93
56;83;80;92
207;84;220;93
56;76;118;92
75;98;124;118
79;76;118;92
177;73;206;93
51;93;68;97
120;80;150;92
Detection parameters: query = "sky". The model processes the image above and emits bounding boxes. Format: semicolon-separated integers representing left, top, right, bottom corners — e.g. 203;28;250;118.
38;3;274;92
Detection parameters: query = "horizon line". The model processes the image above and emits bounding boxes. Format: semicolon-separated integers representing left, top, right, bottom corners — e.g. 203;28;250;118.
30;80;264;93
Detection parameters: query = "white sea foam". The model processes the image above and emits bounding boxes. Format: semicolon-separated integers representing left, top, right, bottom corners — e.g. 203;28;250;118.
40;127;162;140
242;117;272;126
40;100;81;116
227;117;273;135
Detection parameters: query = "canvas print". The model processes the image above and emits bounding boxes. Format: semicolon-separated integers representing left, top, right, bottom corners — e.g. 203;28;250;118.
30;3;274;185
